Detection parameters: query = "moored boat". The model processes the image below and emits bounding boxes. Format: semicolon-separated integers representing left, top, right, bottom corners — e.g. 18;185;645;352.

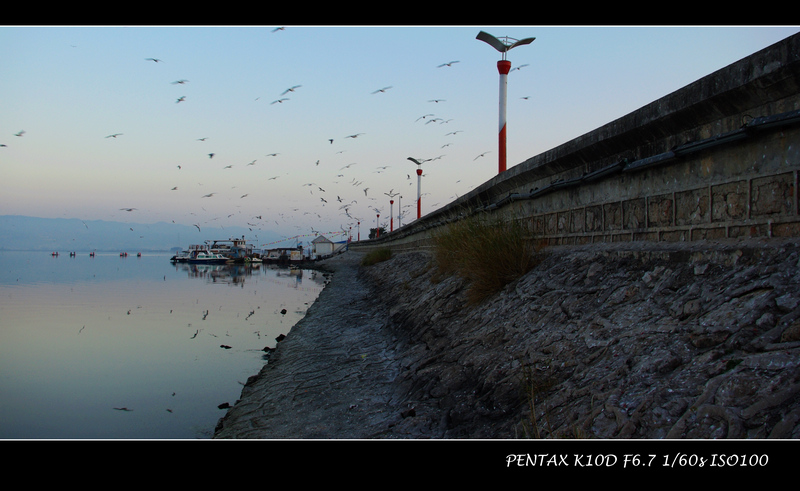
187;251;230;264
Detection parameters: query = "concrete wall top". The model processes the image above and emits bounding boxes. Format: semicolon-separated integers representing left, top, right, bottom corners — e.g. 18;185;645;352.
364;31;800;246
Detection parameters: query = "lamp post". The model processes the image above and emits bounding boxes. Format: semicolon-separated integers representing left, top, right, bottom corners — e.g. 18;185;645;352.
407;157;425;219
398;195;402;228
476;30;535;174
385;190;399;232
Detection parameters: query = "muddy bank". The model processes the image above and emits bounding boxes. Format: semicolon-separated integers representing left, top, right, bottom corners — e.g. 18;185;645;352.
214;238;800;439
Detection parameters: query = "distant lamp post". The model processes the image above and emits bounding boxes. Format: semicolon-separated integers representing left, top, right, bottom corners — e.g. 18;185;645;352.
476;30;535;174
389;200;395;231
407;157;425;219
398;195;403;228
385;190;399;232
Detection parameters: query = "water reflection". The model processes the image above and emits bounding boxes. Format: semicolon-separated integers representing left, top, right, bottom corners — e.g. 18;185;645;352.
0;251;327;439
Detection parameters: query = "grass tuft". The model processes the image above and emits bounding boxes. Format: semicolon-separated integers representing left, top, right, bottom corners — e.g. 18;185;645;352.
433;215;545;304
361;247;392;266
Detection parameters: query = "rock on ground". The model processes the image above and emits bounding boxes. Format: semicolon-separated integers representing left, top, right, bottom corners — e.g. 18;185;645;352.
214;238;800;439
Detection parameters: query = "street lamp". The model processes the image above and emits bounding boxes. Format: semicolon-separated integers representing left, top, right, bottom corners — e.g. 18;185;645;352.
476;30;535;174
389;200;394;231
385;190;399;231
407;157;425;219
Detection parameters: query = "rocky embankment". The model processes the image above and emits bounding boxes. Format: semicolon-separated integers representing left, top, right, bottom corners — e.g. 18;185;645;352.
214;238;800;439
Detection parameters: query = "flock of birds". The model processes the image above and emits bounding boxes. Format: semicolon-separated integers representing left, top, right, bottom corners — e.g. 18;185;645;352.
4;27;536;246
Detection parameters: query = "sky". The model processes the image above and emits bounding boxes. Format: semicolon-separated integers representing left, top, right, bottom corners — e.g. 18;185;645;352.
2;25;799;244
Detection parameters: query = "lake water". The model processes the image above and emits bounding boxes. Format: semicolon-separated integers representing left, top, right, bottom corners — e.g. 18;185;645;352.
0;251;327;439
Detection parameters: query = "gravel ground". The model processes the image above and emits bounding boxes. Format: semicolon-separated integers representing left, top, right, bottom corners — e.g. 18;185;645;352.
213;251;411;438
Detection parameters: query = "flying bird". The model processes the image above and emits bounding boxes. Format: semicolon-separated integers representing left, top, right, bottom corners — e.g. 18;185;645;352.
345;133;363;139
14;130;25;137
272;27;285;33
171;79;189;84
281;85;302;95
371;86;392;94
105;133;122;138
145;58;162;63
176;96;186;103
474;151;491;160
271;98;289;104
119;208;137;212
437;60;459;67
201;193;216;198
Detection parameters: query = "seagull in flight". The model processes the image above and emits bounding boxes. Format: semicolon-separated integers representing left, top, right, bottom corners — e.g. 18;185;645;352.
371;86;392;94
145;58;162;63
281;85;302;95
271;98;289;104
176;96;186;103
474;151;491;160
171;79;189;84
119;208;137;212
345;133;363;139
105;133;122;138
14;130;25;137
437;60;459;67
201;193;216;198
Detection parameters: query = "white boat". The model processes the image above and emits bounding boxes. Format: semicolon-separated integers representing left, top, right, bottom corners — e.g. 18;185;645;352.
171;244;209;262
187;251;230;264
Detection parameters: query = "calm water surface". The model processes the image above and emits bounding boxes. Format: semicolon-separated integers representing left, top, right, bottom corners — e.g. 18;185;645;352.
0;251;326;439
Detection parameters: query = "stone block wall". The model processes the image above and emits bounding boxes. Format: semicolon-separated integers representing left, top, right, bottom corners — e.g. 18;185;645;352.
351;33;800;253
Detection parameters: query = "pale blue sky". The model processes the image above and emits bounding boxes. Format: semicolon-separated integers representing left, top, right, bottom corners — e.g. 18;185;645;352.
2;25;798;240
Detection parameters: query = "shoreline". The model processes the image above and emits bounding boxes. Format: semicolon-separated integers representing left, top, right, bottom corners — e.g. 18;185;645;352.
213;250;410;438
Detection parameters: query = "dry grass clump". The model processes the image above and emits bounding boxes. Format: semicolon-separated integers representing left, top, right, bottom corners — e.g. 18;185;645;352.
433;215;545;304
361;247;392;266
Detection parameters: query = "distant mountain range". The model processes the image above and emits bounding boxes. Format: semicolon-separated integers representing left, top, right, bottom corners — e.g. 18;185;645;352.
0;215;285;252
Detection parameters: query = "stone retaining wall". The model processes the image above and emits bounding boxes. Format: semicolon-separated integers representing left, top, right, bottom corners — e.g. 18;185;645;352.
352;32;800;253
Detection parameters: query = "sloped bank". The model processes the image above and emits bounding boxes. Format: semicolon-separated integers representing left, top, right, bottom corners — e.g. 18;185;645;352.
214;239;800;438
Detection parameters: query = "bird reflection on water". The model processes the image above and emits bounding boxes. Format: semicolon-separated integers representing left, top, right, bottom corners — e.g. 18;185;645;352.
0;251;327;439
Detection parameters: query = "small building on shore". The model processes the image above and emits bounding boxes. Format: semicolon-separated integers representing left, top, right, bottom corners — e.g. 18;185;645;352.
311;235;335;257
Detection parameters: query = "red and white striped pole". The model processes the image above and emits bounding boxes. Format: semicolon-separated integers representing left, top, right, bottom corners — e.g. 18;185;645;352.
390;199;394;231
416;168;423;219
476;31;535;175
497;59;511;174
